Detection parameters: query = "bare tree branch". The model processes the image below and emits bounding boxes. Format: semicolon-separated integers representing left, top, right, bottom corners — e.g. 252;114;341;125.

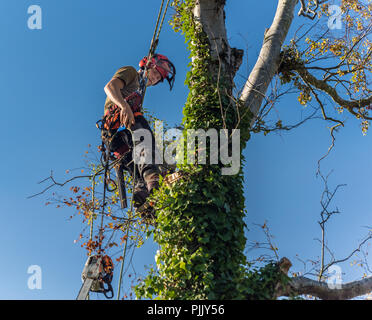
28;170;93;199
295;64;372;116
298;0;326;20
275;257;372;300
286;274;372;300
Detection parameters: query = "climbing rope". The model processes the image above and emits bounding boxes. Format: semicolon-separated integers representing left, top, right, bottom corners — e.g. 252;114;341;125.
148;0;165;57
140;0;171;105
86;174;96;300
116;160;136;300
98;147;110;255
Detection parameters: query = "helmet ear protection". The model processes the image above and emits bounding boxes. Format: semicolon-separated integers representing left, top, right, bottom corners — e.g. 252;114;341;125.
139;54;176;90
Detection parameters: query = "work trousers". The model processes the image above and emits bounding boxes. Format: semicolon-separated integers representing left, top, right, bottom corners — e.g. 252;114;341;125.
119;115;160;191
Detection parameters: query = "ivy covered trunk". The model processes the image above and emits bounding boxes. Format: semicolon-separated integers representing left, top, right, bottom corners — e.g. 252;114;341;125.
135;0;296;300
134;0;248;300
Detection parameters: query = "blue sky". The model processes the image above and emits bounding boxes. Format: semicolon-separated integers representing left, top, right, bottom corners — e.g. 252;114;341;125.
0;0;371;299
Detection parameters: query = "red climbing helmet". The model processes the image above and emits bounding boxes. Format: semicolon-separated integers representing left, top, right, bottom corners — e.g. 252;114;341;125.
139;53;176;90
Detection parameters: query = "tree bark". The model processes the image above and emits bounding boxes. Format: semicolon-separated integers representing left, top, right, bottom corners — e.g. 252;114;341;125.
186;0;372;300
193;0;243;86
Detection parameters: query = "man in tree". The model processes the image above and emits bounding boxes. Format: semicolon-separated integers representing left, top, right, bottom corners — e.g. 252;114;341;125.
102;54;176;209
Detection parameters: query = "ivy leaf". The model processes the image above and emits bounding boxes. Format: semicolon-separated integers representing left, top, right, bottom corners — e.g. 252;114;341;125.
179;261;187;271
